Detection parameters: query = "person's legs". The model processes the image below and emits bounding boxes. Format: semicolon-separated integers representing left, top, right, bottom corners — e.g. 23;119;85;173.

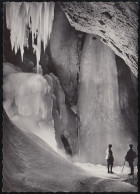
130;162;134;175
110;162;113;173
107;160;110;173
132;162;134;174
129;162;134;175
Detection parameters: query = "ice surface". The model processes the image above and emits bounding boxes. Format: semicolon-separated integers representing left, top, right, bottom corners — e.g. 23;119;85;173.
6;2;55;73
74;162;138;180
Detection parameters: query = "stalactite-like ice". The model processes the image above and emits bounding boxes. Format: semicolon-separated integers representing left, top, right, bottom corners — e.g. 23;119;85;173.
6;2;55;73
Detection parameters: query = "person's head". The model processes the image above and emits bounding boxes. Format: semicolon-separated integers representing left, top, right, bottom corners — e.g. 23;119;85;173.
129;144;133;149
109;144;112;149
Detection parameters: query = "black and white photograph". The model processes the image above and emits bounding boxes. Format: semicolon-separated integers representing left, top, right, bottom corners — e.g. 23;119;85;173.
2;1;138;192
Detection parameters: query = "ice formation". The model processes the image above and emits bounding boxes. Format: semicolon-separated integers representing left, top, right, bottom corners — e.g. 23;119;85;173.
78;34;137;165
6;2;55;73
3;73;50;119
3;70;70;159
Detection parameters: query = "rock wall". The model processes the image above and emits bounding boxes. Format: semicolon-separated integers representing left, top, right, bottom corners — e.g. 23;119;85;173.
50;4;80;106
44;73;78;156
59;2;138;77
78;34;137;165
116;56;138;138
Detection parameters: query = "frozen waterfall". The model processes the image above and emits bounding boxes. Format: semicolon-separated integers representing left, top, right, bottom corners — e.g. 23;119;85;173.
78;35;137;165
3;66;69;160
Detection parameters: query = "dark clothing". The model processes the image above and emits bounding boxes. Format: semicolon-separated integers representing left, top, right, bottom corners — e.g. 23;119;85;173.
125;149;136;175
125;149;136;162
107;149;114;164
107;160;113;173
106;148;114;173
129;161;134;175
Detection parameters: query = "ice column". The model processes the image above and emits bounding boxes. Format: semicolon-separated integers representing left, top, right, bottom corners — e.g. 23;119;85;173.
78;35;136;165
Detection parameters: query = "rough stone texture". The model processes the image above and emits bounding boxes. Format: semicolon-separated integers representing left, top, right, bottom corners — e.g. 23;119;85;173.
77;34;137;165
59;2;138;77
116;55;138;137
44;73;78;156
50;4;80;106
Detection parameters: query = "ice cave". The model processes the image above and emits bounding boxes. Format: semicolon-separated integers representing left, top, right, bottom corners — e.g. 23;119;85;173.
2;2;138;192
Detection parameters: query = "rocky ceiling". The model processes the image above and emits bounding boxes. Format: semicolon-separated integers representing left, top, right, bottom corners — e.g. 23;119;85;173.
59;2;138;77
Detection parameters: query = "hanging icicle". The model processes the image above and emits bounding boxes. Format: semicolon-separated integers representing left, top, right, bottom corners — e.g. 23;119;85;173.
6;2;55;73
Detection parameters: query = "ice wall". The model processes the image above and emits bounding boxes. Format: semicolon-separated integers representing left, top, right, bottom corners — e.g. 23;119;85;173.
6;2;55;73
78;35;137;165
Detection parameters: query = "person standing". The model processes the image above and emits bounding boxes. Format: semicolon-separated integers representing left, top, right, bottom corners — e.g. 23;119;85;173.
125;144;137;175
105;144;114;173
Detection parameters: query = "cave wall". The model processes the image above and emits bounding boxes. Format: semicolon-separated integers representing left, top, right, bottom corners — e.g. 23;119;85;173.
78;34;137;165
59;2;138;77
50;4;80;106
44;73;78;156
116;56;138;137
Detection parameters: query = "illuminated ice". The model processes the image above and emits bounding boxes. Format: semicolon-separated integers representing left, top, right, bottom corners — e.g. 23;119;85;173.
3;71;70;159
6;2;55;73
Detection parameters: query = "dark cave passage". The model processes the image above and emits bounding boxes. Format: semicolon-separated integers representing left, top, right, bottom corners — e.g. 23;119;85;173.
61;135;72;156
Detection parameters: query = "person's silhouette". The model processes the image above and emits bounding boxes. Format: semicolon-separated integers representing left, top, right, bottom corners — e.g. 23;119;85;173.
105;144;114;173
125;144;136;175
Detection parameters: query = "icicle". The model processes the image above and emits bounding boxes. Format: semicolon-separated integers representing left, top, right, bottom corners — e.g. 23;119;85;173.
6;2;55;74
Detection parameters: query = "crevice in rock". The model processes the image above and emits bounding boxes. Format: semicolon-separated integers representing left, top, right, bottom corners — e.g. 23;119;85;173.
102;38;108;43
100;30;105;34
61;134;72;156
102;11;113;19
110;42;122;54
92;36;97;40
98;20;105;25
